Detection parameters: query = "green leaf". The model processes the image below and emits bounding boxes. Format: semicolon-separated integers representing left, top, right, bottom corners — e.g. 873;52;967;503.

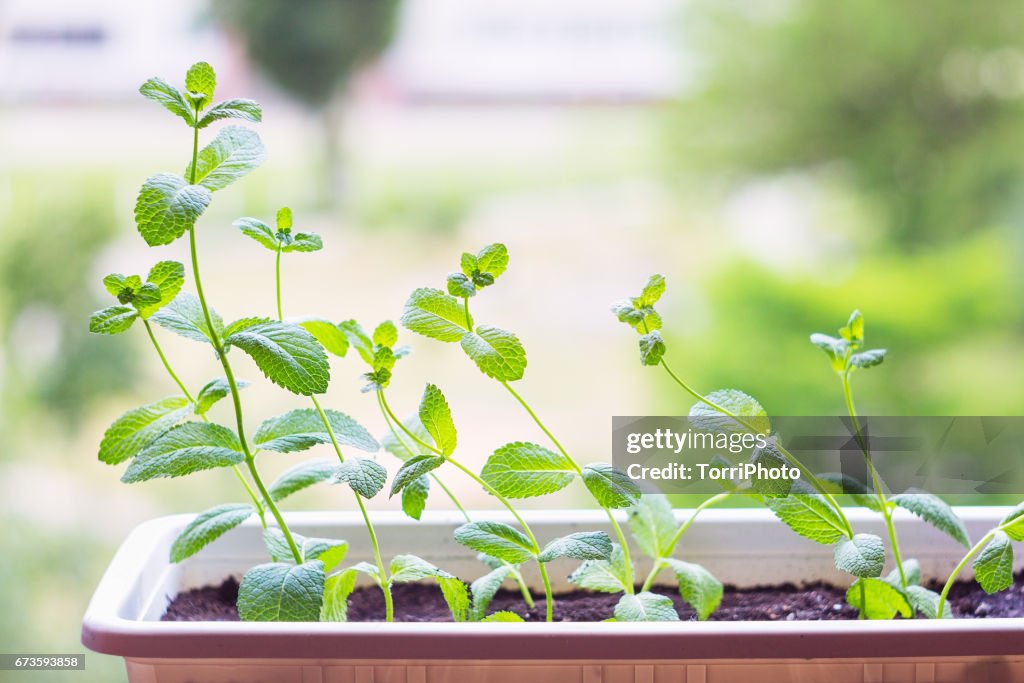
349;562;383;584
470;565;515;620
185;125;265;192
885;558;921;588
891;491;970;548
447;272;477;298
905;585;950;619
238;561;325;622
276;207;292;230
254;408;378;453
171;504;254;563
89;305;138;334
582;463;641;509
98;396;192;465
538;532;612;563
628;495;678;559
283;232;323;253
460;325;527;381
390;455;444;497
339;320;374;364
810;333;849;372
152;292;224;344
194;378;248;415
185;61;216;107
293;318;349;357
122;422;243;483
974;530;1014;594
750;442;793;498
234;217;279;250
850;349;887;369
482;611;524;622
817;472;882;511
689;389;770;435
331;457;387;499
268;458;338;503
846;577;913;620
568;544;632;593
453;521;535;564
480;442;576;499
137;260;185;318
321;568;358;622
665;558;722;620
197;98;262;128
389;554;453;582
226;321;329;395
401;475;430;520
637;274;666;307
401;287;472;342
262;529;347;571
614;592;679;622
438;577;470;622
373;321;399;348
381;414;435;461
134;173;212;247
611;300;662;334
418;383;457;456
1000;503;1024;541
638;330;666;366
844;310;865;343
834;534;886;578
765;485;848;545
223;317;266;339
139;77;195;126
476;243;509;279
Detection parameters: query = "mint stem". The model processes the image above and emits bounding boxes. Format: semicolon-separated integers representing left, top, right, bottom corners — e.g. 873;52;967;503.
639;491;732;592
937;530;995;618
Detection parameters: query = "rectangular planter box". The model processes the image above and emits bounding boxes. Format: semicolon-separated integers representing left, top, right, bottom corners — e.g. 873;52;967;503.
83;507;1024;683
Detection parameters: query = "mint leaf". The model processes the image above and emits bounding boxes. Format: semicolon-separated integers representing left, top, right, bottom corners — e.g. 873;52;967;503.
390;455;444;497
460;325;527;381
615;592;679;622
447;273;476;298
185;126;266;192
121;422;244;483
810;333;849;372
283;232;322;253
321;568;358;622
89;306;138;334
638;331;666;366
846;577;913;620
98;396;192;465
152;292;224;344
891;490;970;548
331;457;387;499
751;442;793;497
850;349;887;369
223;317;266;339
818;472;882;511
481;442;576;498
470;565;515;620
401;287;471;342
373;321;398;348
476;243;509;279
568;544;632;593
135;173;211;246
538;532;612;563
628;495;678;559
765;485;848;544
690;389;770;435
611;300;662;334
170;503;254;562
482;611;524;622
381;414;434;461
294;318;349;357
582;463;641;509
637;274;665;307
268;459;338;503
185;61;216;108
263;529;347;571
389;554;453;582
339;320;374;363
439;577;470;622
834;534;885;578
139;77;195;126
194;378;249;415
885;558;921;588
453;521;535;564
254;408;378;453
905;585;950;619
401;475;430;520
1001;503;1024;541
137;260;185;318
198;99;262;129
664;558;721;620
974;531;1014;593
235;217;278;250
418;383;457;456
238;561;324;622
226;321;329;395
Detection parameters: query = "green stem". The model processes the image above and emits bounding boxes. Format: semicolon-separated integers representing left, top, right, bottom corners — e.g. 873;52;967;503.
499;380;636;593
187;224;301;564
640;491;732;592
274;245;283;322
937;530;995;619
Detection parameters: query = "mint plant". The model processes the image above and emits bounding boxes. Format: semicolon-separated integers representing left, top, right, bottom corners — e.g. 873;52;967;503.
401;245;642;620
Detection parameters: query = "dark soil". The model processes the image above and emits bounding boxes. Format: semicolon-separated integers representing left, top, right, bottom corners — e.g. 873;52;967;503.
161;571;1024;622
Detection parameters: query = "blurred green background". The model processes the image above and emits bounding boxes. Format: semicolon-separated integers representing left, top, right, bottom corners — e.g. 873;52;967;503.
2;0;1023;679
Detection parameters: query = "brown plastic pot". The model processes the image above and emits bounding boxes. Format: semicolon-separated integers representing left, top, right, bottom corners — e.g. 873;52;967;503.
82;508;1024;682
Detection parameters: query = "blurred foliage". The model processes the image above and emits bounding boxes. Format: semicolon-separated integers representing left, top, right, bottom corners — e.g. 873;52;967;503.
674;0;1024;245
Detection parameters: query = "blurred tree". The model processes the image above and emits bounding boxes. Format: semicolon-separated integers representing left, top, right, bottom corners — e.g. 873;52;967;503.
673;0;1024;245
214;0;401;208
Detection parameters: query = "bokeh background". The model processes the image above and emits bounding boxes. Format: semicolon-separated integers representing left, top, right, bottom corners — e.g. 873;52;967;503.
2;0;1024;679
